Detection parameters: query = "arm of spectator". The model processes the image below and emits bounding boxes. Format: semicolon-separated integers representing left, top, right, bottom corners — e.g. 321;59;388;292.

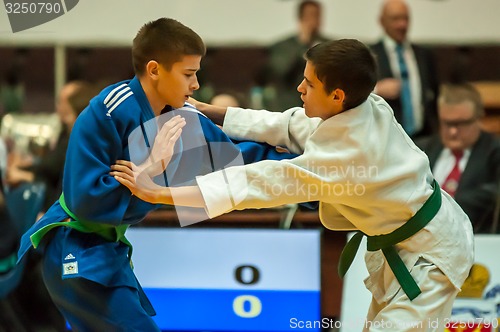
374;78;401;100
6;166;35;185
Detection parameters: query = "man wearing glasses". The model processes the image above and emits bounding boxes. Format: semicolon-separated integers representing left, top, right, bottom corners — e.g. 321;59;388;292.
417;83;500;233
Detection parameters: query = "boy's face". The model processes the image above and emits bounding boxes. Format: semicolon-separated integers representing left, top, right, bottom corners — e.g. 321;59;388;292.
297;61;338;120
157;55;201;109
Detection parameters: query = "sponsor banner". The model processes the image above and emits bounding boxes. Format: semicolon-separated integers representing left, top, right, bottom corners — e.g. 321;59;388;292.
341;234;500;332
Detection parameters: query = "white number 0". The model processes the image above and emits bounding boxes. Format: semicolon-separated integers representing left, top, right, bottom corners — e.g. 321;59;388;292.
232;295;262;318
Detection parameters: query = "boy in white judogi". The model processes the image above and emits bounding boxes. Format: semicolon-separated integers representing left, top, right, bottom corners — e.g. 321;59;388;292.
112;39;474;331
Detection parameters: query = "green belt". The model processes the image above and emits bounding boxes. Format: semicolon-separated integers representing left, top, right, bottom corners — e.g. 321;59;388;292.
30;194;132;259
338;180;441;301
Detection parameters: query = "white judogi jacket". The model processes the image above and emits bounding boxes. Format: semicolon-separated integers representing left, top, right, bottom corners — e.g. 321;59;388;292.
196;94;474;304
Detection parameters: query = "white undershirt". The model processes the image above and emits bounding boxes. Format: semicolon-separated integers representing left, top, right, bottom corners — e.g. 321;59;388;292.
433;148;471;185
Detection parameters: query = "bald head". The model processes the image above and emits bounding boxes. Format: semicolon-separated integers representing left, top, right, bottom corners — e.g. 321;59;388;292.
380;0;410;44
210;94;240;108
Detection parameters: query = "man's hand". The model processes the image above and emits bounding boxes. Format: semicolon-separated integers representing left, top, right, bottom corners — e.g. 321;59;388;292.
374;78;402;100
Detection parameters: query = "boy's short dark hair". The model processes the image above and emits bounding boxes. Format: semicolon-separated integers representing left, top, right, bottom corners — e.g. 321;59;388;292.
132;18;206;76
305;39;378;110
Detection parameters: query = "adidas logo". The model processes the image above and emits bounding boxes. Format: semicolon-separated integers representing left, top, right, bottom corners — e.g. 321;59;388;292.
64;253;76;260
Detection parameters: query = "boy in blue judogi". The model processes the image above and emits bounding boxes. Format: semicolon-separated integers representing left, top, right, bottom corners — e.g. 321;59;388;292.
18;18;295;331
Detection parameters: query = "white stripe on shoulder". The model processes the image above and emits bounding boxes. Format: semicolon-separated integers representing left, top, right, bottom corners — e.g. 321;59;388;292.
106;86;131;109
103;83;128;104
106;91;133;117
175;103;207;118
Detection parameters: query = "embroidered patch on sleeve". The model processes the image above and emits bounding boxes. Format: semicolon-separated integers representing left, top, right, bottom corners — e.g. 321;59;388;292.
63;261;78;275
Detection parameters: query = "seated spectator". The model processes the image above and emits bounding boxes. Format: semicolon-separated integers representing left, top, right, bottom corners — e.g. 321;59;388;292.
0;137;17;277
6;80;96;211
0;135;66;331
416;83;500;233
0;136;22;328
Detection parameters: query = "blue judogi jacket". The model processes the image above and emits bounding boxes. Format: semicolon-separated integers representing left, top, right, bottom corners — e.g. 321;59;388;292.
17;77;297;314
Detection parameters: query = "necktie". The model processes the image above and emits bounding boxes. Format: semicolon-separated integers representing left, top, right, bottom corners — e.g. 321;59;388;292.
395;44;415;135
442;150;464;197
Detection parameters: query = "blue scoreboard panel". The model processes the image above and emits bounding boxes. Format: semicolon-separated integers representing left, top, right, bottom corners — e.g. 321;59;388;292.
126;228;321;331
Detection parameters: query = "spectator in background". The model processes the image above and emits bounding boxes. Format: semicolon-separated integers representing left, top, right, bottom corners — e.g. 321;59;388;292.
0;134;66;331
264;0;329;111
0;136;24;329
0;69;25;116
210;92;246;108
0;49;29;117
371;0;438;138
416;83;500;233
0;138;17;278
6;80;96;211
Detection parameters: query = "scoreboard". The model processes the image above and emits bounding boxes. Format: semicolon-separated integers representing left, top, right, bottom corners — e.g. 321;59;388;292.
127;228;321;331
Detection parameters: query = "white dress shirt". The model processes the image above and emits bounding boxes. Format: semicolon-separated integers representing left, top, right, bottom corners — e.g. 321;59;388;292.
433;148;471;185
382;36;424;132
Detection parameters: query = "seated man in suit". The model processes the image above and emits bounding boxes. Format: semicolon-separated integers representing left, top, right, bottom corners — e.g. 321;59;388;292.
416;83;500;233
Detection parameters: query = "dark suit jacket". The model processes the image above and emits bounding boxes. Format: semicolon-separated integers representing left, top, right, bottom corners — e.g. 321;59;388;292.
416;131;500;233
371;40;439;138
266;34;330;111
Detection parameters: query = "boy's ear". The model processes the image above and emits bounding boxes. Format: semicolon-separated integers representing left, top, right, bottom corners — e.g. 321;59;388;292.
146;60;160;79
331;88;345;104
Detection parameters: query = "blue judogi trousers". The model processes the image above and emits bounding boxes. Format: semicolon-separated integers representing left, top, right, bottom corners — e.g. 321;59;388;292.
41;227;160;332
